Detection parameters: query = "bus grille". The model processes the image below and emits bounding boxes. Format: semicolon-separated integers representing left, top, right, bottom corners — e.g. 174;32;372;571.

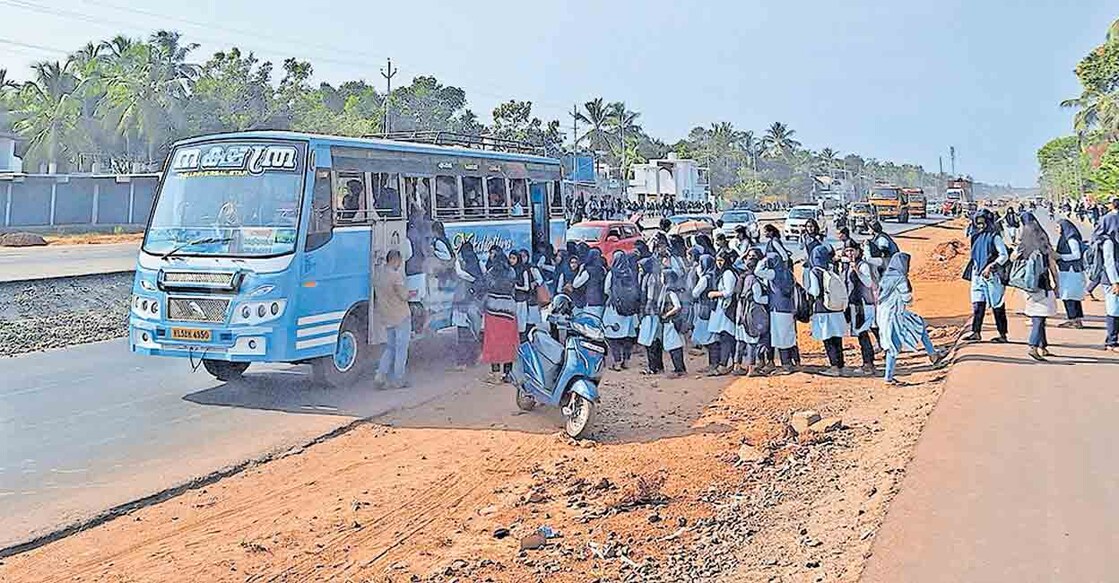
162;271;237;287
168;297;230;323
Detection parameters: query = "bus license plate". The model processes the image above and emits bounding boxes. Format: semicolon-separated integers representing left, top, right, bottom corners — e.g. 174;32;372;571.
171;327;211;342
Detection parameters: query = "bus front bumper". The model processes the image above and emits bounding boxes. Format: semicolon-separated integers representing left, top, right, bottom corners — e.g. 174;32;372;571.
129;318;274;362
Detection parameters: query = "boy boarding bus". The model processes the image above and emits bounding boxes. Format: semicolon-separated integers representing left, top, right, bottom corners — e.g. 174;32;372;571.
129;131;565;386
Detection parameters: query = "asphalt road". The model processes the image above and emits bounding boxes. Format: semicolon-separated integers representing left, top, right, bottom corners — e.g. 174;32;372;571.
0;338;465;551
0;212;946;552
0;242;138;282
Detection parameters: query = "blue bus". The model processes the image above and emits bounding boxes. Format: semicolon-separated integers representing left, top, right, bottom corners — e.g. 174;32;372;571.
129;131;566;385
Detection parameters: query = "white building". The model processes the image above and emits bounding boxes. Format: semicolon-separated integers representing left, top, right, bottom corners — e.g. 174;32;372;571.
0;132;23;173
628;153;709;204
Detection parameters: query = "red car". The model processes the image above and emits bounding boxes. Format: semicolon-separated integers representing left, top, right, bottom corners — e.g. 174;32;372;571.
565;221;642;264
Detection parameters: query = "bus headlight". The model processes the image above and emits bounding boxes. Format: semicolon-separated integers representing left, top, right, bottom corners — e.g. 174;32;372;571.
131;295;160;319
232;299;286;325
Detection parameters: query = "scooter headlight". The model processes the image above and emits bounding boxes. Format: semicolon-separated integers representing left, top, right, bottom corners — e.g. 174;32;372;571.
571;313;606;342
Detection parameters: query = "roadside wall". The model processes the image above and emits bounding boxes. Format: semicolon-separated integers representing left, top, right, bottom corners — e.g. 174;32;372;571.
0;174;159;230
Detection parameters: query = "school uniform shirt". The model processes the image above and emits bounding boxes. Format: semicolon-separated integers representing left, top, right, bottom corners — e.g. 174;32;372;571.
755;261;797;349
1056;238;1087;301
804;267;847;341
1103;238;1119;317
602;272;639;339
513;268;533;333
526;266;544;325
572;269;607;318
452;259;482;333
659;289;686;351
734;274;769;344
690;273;717;346
969;234;1010;308
706;270;738;335
846;260;877;335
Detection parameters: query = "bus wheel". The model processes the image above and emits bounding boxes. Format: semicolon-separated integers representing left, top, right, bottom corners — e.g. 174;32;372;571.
312;313;369;387
203;359;249;382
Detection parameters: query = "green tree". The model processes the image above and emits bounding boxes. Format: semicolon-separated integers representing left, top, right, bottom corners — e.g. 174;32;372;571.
1090;142;1119;194
489;100;563;149
761;121;801;160
575;97;612;153
12;61;82;170
187;48;280;134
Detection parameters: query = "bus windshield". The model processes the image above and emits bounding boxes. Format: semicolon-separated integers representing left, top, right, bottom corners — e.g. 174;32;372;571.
143;142;305;257
870;188;900;199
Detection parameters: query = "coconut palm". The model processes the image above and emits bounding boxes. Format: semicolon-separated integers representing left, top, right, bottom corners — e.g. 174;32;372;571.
12;61;82;169
575;97;612;153
761;122;801;159
1061;89;1119;139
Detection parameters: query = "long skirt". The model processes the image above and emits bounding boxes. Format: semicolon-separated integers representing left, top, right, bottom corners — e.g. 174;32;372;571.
770;311;797;349
691;315;716;346
603;305;639;339
970;274;1006;308
1058;270;1086;301
515;301;529;333
848;304;876;336
481;313;518;364
707;303;735;335
662;320;685;351
878;298;928;354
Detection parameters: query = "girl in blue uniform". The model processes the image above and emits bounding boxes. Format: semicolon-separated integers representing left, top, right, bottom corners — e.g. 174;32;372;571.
691;254;719;373
733;247;770;376
877;253;947;385
804;245;848;377
1094;203;1119;351
1055;219;1087;329
961;209;1010;343
843;241;878;375
603;251;639;370
637;257;665;374
756;253;799;373
706;250;740;376
572;248;607;319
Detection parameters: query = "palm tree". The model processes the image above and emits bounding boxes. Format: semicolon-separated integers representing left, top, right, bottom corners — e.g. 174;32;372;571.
12;61;82;170
761;122;801;159
0;68;18;92
607;101;640;170
817;147;839;174
575;97;612;153
1061;90;1119;139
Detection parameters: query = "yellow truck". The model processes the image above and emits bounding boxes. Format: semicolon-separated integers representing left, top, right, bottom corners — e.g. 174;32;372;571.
903;187;927;218
867;184;911;223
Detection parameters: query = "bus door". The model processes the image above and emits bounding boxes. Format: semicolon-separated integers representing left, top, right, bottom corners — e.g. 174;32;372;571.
529;181;549;258
368;172;408;283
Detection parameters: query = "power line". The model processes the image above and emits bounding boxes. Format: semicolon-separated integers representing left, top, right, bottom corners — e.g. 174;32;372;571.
0;36;71;55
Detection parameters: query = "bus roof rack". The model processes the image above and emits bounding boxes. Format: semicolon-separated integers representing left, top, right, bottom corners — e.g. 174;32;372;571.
367;131;551;157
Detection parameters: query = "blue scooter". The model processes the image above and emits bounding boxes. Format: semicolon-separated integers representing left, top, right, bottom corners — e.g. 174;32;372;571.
510;294;605;439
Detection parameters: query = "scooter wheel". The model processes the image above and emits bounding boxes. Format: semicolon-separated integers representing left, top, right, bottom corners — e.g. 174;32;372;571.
516;389;537;411
564;393;596;439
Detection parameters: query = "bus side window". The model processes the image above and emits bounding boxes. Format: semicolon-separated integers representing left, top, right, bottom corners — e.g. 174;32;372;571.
306;169;333;251
509;178;527;217
435;175;460;220
462;176;484;219
550;180;563;215
373;173;402;218
486;177;508;217
335;171;367;224
403;176;432;219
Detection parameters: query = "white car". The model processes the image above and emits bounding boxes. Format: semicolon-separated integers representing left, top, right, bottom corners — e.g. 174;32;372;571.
783;205;825;242
715;209;760;240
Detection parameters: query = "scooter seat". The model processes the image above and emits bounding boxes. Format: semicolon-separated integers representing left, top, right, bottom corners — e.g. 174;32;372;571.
530;328;565;367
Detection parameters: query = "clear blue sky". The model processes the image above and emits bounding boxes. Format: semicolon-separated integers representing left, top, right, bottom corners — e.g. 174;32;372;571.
0;0;1115;186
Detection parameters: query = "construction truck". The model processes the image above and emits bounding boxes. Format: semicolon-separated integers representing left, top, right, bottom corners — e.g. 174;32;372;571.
867;183;911;223
941;177;975;217
903;187;927;218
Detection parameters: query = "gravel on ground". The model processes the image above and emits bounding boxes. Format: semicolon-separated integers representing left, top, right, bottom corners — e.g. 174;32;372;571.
0;273;132;357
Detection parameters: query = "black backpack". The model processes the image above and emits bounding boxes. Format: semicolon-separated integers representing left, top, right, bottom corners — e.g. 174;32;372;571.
610;262;641;316
792;282;812;323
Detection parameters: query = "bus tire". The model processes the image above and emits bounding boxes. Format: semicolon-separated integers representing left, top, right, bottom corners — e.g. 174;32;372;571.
203;359;249;382
311;311;370;387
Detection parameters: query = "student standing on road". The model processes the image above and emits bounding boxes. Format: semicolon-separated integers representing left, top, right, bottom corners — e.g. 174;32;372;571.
519;249;544;332
800;219;825;258
843;240;879;375
865;221;900;277
706;250;740;376
510;250;531;340
961;209;1011;343
804;245;848;377
1096;199;1119;351
1002;206;1021;245
762;223;792;266
877;253;947;386
637;256;665;374
480;246;518;383
691;254;720;372
451;241;484;370
1013;212;1061;361
373;249;411;388
572;248;608;319
733;225;753;254
756;252;799;373
659;269;688;377
733;247;771;376
1055;219;1087;329
604;251;640;370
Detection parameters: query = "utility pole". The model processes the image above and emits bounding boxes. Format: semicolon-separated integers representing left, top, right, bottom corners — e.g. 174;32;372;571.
938;156;944;197
570;104;580;152
380;58;397;134
1074;133;1086;203
949;146;956;176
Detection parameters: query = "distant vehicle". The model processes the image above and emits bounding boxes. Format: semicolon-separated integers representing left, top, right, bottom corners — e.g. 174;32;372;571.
903;187;927;218
783;205;823;242
868;184;911;223
848;202;879;234
943;177;976;216
715;209;760;240
667;214;716;227
566;221;642;262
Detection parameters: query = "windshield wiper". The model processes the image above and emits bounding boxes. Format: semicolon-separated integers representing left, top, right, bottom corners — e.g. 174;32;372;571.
160;236;233;260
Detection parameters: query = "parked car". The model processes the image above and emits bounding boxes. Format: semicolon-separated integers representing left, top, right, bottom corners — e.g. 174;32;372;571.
715;209;760;240
565;221;642;263
783;205;824;242
667;214;716;228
